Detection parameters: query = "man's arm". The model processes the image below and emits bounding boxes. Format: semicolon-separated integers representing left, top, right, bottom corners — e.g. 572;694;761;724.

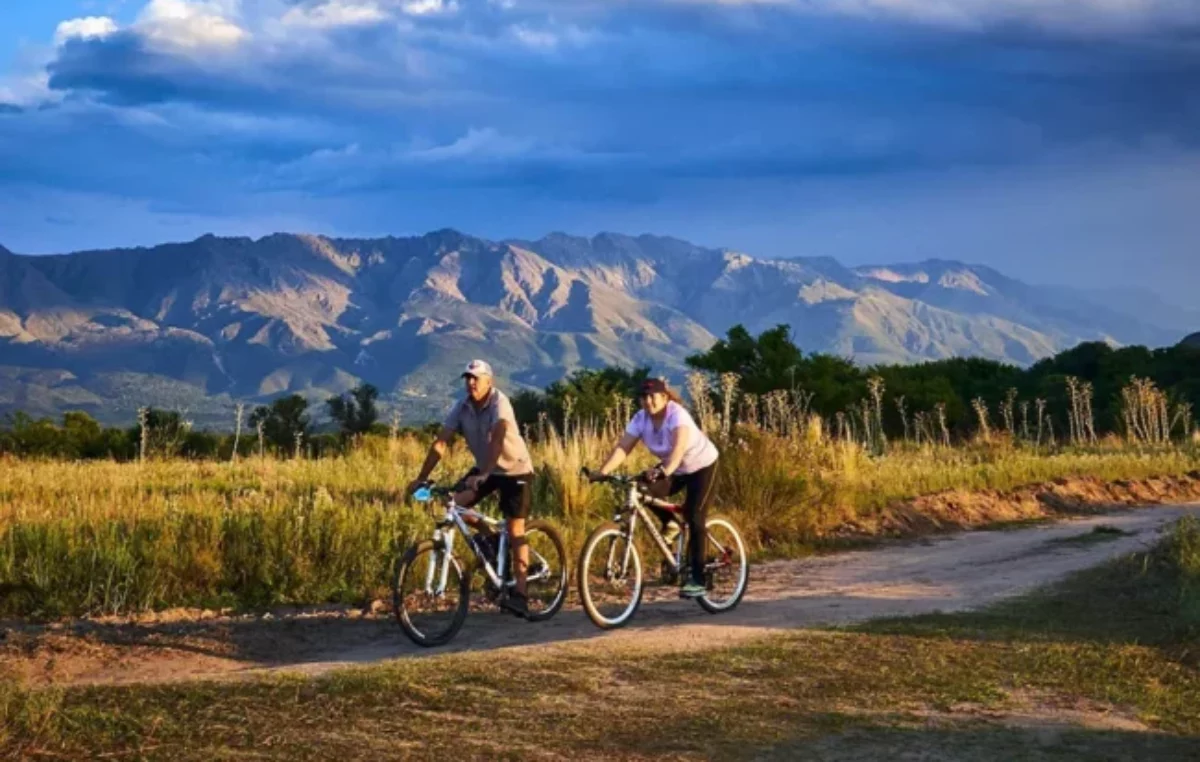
406;408;457;493
413;426;454;482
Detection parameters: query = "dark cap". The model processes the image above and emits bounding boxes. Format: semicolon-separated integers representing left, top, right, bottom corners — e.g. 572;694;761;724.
639;378;668;396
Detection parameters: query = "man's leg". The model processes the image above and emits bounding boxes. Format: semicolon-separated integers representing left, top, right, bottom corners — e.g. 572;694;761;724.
497;474;533;618
507;517;528;596
452;469;483;529
455;469;502;558
452;487;486;533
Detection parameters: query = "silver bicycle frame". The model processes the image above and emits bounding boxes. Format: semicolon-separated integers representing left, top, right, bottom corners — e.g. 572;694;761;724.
419;492;556;595
612;482;729;577
451;502;505;589
612;484;686;575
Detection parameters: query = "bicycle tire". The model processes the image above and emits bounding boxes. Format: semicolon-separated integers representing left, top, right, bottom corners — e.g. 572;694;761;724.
392;539;471;647
577;521;644;630
517;519;569;622
695;515;749;615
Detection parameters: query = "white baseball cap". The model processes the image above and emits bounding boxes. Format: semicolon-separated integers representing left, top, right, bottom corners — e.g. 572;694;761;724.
461;359;494;378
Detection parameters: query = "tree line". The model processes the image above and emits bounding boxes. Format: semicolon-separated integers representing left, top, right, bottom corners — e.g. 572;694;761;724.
3;323;1199;459
0;384;437;460
511;324;1200;443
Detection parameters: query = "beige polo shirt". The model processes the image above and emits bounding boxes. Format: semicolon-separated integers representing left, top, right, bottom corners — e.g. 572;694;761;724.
442;389;533;476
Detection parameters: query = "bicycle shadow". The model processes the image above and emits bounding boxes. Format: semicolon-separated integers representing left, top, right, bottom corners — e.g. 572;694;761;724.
0;585;943;686
247;582;966;677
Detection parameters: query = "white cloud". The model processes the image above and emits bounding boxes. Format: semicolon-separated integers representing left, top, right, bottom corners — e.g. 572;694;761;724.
0;73;59;109
281;1;388;28
136;0;249;50
401;0;458;16
508;22;593;50
409;127;536;161
510;24;560;49
55;16;121;46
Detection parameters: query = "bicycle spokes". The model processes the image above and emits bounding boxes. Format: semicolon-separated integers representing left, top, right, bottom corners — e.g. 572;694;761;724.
697;518;748;612
579;527;642;627
519;524;567;619
395;544;468;644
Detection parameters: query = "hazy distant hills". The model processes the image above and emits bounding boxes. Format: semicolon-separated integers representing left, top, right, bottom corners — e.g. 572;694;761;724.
0;231;1193;426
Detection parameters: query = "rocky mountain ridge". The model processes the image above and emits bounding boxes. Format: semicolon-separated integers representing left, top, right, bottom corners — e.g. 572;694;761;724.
0;230;1192;425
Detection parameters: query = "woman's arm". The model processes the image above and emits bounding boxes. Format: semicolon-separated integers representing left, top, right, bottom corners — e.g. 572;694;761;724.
598;433;640;475
659;424;692;477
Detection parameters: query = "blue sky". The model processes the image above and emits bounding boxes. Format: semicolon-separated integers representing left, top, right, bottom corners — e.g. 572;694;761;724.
1;1;1197;304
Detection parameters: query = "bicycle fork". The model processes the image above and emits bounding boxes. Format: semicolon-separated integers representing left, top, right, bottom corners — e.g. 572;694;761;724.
424;527;456;596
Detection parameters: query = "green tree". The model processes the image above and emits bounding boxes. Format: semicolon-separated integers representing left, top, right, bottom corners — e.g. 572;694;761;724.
249;394;312;454
544;366;650;427
63;411;106;458
326;384;380;439
510;389;548;431
132;409;192;459
1;412;67;457
686;325;807;396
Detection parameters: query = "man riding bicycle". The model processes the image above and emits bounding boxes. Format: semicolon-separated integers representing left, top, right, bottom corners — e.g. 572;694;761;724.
406;360;535;618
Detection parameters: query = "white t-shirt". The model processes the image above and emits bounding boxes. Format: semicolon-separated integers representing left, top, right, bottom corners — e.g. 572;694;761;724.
625;401;719;475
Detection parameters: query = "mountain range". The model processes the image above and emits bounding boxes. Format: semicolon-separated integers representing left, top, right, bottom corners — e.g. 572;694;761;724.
0;230;1195;426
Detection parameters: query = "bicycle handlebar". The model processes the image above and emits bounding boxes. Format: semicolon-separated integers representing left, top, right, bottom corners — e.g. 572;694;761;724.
581;467;648;488
411;481;456;502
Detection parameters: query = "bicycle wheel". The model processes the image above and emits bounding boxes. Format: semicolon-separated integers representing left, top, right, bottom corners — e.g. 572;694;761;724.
695;515;749;614
392;539;471;647
577;521;643;629
516;519;569;622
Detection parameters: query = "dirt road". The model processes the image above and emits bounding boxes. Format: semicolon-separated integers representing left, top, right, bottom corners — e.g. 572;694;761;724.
5;504;1196;687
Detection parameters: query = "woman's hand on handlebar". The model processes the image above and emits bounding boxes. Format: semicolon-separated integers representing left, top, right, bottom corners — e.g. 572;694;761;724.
640;464;666;484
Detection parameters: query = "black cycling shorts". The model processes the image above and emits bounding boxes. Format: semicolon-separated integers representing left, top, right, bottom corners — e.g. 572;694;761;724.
459;468;533;520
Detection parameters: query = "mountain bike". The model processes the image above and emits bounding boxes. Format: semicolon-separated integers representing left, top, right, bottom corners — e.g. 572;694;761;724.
576;468;748;629
392;481;568;647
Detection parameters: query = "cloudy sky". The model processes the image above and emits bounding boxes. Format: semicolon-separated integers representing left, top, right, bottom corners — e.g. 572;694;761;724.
1;1;1197;303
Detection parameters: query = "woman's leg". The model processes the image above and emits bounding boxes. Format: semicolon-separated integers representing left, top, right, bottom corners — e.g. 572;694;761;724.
682;463;718;587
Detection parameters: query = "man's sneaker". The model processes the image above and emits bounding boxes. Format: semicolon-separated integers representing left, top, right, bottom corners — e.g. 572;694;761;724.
679;578;706;599
500;591;530;619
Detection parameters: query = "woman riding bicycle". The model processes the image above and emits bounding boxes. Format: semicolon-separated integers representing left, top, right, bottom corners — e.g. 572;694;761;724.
591;377;719;599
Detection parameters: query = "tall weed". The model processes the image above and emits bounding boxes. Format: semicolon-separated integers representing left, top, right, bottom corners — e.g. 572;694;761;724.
0;426;1197;618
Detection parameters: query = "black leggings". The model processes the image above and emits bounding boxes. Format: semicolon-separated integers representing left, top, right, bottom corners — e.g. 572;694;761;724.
646;461;718;583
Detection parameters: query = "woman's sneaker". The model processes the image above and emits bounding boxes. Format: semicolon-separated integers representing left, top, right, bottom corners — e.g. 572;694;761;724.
679;577;706;599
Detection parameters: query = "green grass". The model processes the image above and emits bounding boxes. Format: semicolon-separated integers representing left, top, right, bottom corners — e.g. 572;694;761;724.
3;520;1198;760
0;432;1197;619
